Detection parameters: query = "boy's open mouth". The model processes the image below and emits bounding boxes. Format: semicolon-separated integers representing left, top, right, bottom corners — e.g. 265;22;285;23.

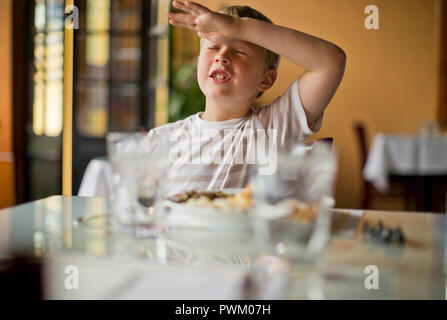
209;69;232;83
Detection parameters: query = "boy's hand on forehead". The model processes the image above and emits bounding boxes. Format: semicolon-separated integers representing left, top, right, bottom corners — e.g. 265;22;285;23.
168;1;242;44
168;0;346;127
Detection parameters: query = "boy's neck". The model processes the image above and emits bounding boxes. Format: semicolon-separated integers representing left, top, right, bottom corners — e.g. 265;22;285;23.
201;98;253;121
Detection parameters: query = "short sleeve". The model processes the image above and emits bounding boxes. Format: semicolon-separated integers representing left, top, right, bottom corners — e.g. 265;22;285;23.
254;77;323;148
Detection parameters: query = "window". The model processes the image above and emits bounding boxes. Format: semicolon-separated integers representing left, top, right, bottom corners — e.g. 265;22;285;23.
32;0;65;137
72;0;170;193
26;0;65;200
24;0;170;199
74;0;169;137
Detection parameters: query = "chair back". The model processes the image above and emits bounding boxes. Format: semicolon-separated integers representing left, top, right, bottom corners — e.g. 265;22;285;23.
317;137;333;147
304;137;334;148
354;123;368;168
354;122;372;208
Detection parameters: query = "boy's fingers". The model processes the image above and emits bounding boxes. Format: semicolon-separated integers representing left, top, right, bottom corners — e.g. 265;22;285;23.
172;1;193;14
184;1;209;14
169;19;196;30
168;12;195;24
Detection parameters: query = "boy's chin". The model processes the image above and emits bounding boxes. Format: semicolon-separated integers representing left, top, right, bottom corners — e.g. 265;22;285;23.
206;88;246;99
206;91;234;100
207;92;254;103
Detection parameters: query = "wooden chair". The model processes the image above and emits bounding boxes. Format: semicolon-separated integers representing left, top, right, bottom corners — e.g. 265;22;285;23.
317;137;334;146
304;137;334;148
353;123;412;210
354;123;374;209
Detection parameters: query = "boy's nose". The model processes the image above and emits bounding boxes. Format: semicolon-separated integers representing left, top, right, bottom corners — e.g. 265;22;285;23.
215;55;229;65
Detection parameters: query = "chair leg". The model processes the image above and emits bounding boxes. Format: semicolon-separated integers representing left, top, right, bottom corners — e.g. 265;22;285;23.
364;183;371;209
414;176;425;212
403;178;412;211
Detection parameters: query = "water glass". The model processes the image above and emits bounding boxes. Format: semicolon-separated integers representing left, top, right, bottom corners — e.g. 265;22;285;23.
106;132;168;236
249;142;337;266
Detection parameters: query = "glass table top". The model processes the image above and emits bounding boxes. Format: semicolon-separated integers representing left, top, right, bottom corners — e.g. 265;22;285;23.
0;196;445;299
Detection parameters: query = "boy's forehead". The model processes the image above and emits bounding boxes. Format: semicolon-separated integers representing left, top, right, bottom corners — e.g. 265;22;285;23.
202;38;263;52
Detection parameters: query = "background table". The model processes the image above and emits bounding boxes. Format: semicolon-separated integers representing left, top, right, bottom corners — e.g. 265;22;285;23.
0;196;445;299
78;157;112;197
364;133;447;212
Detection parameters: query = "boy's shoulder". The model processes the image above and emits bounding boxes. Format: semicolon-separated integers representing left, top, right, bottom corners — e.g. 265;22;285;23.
252;78;300;115
145;115;197;147
150;113;197;134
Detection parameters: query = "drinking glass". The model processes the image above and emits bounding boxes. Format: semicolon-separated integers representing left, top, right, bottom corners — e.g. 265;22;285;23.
247;142;337;298
250;142;336;259
106;132;168;237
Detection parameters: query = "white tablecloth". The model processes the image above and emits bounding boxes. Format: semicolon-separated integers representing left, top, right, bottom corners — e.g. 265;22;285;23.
363;133;447;193
78;158;113;197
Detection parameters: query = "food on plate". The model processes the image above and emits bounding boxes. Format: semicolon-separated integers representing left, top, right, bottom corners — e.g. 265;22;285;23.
282;199;319;223
170;186;318;222
170;186;253;212
227;185;253;211
171;190;230;203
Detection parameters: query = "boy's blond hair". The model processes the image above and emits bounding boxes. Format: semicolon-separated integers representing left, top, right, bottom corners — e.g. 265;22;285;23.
219;6;280;72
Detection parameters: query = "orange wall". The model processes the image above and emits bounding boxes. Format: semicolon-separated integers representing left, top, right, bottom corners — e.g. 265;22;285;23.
198;0;441;208
0;0;15;208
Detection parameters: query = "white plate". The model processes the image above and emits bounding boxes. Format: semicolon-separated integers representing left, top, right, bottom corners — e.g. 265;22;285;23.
164;188;248;230
163;188;253;256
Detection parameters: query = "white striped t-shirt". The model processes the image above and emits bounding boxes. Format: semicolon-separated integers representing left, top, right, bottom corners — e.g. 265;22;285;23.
147;78;323;196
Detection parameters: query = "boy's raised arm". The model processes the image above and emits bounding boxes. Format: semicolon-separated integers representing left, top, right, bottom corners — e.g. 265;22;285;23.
168;0;346;127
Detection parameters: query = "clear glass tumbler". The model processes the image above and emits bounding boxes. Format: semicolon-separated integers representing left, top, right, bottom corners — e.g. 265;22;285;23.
106;132;168;237
247;142;337;298
250;142;337;261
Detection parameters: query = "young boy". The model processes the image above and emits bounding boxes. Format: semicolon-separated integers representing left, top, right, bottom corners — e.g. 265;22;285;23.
149;1;345;196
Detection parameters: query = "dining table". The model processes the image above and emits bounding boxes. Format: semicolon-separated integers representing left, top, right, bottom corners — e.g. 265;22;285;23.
0;195;445;300
363;133;447;212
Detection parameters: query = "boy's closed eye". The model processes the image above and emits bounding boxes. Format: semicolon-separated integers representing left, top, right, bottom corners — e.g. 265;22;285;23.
234;49;247;55
206;46;248;55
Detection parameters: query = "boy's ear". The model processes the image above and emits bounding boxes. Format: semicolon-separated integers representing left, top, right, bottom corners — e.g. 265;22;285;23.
258;69;277;92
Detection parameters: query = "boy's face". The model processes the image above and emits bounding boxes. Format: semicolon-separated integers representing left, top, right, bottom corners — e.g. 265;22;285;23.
197;38;275;104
